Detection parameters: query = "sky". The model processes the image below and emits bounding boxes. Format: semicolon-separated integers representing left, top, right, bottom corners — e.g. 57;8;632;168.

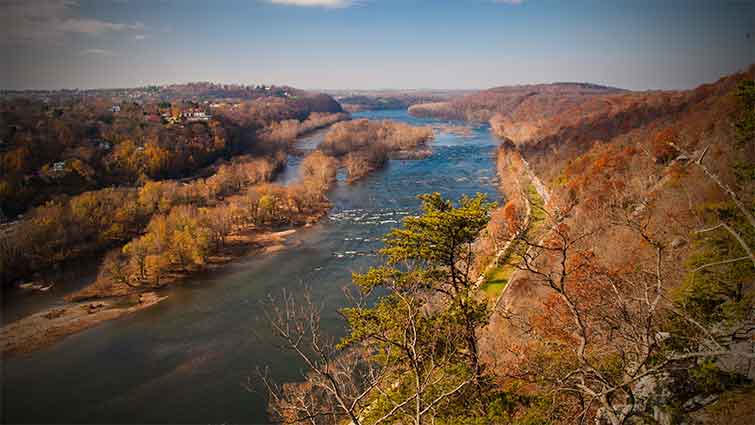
2;0;754;91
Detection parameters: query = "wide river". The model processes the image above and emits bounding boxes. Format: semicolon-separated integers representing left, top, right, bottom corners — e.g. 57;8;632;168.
1;110;500;424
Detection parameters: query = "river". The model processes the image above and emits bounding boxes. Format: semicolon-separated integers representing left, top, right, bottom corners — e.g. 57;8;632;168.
1;109;500;424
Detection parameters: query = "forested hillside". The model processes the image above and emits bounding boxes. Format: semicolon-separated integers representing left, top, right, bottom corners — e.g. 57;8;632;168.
0;87;343;219
266;67;755;424
474;65;755;424
408;82;624;122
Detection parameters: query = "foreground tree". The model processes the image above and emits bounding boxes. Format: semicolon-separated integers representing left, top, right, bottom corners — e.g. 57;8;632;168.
372;192;495;382
264;193;507;424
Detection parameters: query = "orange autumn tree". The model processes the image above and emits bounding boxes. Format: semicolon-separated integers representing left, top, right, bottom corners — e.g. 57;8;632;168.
650;127;679;164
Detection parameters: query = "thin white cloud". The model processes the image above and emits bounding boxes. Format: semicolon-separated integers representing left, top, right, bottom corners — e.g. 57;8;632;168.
80;48;117;56
1;0;146;45
493;0;524;4
265;0;355;8
59;18;144;34
135;34;148;40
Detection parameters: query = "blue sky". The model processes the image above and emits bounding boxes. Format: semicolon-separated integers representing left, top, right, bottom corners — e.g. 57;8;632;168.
2;0;754;90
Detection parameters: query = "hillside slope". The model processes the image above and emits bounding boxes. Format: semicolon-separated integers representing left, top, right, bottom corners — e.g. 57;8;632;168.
474;67;755;424
408;82;625;123
0;86;343;218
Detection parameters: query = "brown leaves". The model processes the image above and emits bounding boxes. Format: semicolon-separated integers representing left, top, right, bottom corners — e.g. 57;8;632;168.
320;119;433;158
651;127;680;164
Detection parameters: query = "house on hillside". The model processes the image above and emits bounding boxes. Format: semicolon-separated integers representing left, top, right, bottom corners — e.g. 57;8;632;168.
181;109;211;122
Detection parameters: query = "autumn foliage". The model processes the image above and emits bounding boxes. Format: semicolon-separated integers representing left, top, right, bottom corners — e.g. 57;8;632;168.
319;119;433;182
0;85;347;289
478;67;755;424
0;89;344;218
651;127;679;164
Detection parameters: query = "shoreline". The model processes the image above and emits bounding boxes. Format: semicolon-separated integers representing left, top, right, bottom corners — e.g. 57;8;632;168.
1;224;307;358
1;292;167;356
66;225;304;302
0;112;344;358
0;113;435;359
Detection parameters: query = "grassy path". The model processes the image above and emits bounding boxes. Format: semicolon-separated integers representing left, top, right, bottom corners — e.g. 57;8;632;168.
479;182;546;302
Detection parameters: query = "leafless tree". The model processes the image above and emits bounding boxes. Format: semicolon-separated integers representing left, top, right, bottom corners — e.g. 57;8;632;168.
506;157;754;425
259;289;386;425
260;282;476;425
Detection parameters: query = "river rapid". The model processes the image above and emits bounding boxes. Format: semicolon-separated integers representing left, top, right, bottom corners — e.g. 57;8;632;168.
1;110;500;424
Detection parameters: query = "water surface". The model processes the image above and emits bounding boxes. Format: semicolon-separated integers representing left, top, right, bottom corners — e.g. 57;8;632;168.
1;110;500;424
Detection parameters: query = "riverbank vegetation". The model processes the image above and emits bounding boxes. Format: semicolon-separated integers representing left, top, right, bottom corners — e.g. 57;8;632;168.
0;136;342;353
70;147;338;300
28;117;430;299
319;119;434;182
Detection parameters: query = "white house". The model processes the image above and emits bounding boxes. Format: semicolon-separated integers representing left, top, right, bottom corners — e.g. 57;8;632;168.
181;110;211;122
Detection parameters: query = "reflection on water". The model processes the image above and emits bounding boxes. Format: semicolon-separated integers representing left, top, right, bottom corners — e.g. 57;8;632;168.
1;110;500;424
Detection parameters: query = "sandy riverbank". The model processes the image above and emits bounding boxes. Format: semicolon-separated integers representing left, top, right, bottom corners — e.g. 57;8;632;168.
1;292;166;356
1;227;301;358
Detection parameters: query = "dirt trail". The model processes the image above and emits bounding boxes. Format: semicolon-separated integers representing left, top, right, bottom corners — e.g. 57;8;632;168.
479;149;554;371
